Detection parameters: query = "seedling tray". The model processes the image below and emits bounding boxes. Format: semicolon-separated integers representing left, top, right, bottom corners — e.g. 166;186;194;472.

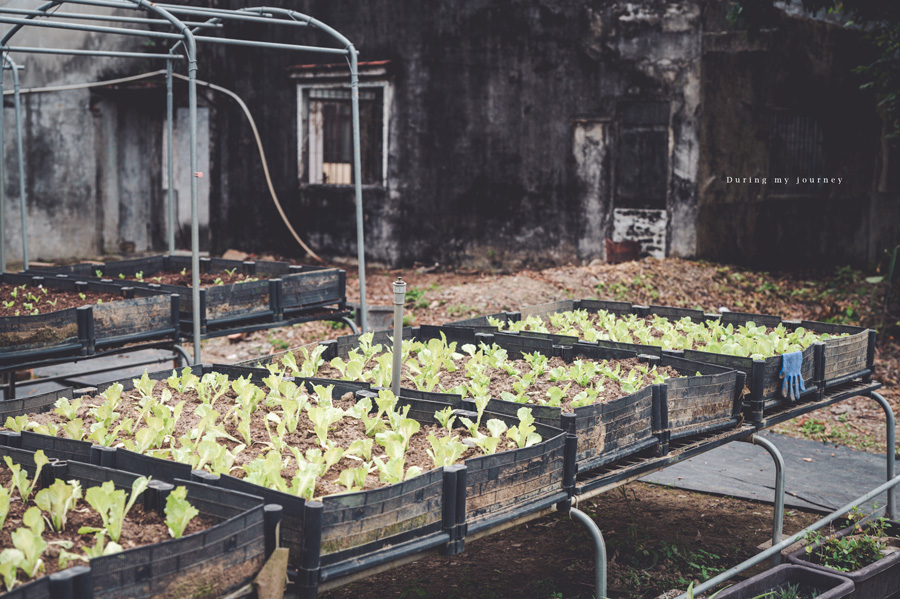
787;520;900;599
479;330;743;472
0;272;179;368
715;564;853;599
30;255;346;335
0;441;270;599
0;364;565;598
259;323;741;478
448;299;875;423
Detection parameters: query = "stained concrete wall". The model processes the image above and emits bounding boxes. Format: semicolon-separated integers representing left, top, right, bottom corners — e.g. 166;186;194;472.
206;0;704;268
0;0;163;263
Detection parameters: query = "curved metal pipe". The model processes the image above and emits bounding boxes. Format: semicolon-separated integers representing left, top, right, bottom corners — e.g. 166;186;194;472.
569;507;607;599
870;390;896;519
742;433;785;567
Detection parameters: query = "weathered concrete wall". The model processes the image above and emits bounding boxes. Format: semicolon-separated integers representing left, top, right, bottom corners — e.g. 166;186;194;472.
0;0;158;263
697;7;898;268
206;0;704;268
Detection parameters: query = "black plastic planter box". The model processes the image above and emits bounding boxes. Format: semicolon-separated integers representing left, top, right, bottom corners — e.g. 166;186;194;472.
448;299;875;423
0;443;271;599
29;255;346;335
475;330;744;472
786;520;900;599
0;272;179;368
0;363;568;598
715;564;854;599
258;323;741;478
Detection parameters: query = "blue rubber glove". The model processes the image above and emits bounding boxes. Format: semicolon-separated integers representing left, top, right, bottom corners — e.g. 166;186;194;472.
779;351;807;401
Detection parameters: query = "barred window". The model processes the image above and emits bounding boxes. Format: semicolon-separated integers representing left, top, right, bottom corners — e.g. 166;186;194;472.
769;111;826;195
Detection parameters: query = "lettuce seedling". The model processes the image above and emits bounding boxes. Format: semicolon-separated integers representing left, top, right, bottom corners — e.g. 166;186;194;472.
133;370;157;399
345;438;374;461
307;404;345;448
74;530;122;559
5;451;48;502
426;434;467;467
290;461;323;500
11;508;47;578
243;451;287;493
434;406;457;432
373;455;422;485
329;356;365;380
506;408;542;449
165;486;199;539
62;418;84;441
0;487;9;529
337;466;371;492
167;367;199;394
35;479;82;532
54;396;82;421
99;382;124;410
3;415;34;433
0;548;23;591
197;372;229;407
282;344;328;378
84;477;150;543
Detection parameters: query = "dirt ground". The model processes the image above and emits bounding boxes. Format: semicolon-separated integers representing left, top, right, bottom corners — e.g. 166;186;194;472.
144;255;900;597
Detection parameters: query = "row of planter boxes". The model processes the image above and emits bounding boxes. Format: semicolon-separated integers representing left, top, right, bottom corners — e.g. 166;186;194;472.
0;441;276;599
27;255;348;336
0;298;881;597
0;273;180;368
311;324;745;473
448;298;876;423
1;319;743;596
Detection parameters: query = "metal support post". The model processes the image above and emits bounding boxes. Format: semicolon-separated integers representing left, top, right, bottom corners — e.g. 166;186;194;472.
6;54;25;269
0;57;5;273
166;57;175;255
188;58;201;364
741;434;785;567
569;507;607;599
349;46;367;333
391;278;406;397
869;390;896;520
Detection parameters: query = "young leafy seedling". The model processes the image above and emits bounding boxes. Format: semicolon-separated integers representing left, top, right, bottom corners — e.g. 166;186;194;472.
164;486;199;539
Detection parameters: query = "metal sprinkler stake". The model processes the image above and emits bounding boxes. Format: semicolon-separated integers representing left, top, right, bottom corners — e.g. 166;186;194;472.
391;277;407;398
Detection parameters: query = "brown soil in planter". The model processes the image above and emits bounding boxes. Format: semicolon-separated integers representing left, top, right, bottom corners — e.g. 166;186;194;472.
314;354;681;413
123;270;257;287
0;468;215;586
0;283;124;317
24;380;488;498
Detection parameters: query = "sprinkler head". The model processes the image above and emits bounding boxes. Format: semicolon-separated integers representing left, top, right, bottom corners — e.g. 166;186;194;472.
393;277;407;305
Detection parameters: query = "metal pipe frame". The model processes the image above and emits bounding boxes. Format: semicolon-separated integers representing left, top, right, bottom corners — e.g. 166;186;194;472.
0;1;368;362
0;7;222;28
741;434;785;567
0;54;26;271
569;507;608;599
869;390;896;519
0;46;184;60
167;4;368;332
674;472;900;599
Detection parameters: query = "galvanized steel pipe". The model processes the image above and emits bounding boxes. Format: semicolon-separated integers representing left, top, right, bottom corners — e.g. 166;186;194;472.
742;434;785;567
6;55;26;270
391;278;406;397
870;390;896;519
569;507;607;599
